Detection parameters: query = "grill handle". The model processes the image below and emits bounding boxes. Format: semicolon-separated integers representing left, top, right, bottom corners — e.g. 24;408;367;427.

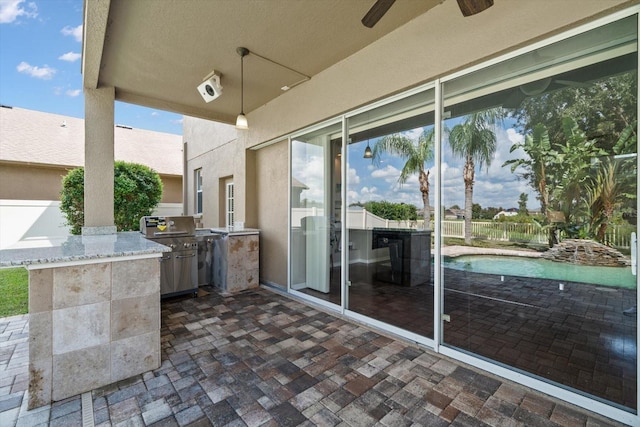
176;253;196;259
153;231;190;237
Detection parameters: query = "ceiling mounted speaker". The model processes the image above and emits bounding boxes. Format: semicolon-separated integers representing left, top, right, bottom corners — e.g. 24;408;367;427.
197;72;222;103
456;0;494;17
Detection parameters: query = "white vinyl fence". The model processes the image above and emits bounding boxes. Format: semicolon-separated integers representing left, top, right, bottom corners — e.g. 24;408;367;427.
0;200;182;249
292;207;634;249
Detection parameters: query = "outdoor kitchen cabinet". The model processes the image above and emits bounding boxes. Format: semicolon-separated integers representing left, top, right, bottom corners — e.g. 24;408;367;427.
208;227;260;294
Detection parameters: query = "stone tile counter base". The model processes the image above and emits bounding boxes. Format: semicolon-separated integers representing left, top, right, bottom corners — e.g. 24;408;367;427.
0;232;166;410
210;228;259;294
28;257;161;409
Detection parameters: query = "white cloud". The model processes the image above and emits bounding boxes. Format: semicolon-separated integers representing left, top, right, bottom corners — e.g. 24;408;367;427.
0;0;37;24
65;89;81;97
171;118;184;125
403;127;423;141
347;167;360;185
61;24;82;42
16;61;55;79
151;112;159;117
58;51;81;62
371;165;400;181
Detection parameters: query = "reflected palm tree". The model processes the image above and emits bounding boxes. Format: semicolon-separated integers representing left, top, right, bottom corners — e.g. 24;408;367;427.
371;128;434;230
448;109;503;244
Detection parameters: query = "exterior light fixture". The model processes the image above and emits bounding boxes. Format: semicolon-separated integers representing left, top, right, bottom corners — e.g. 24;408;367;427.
236;47;249;130
363;142;373;158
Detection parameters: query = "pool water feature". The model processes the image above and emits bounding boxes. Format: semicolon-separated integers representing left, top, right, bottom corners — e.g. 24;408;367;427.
443;255;637;289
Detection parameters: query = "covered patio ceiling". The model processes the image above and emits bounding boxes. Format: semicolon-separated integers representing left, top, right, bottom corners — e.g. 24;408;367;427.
83;0;459;125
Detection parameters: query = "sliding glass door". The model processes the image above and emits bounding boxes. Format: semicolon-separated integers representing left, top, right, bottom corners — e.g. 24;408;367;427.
290;121;342;307
288;10;638;419
441;15;638;409
345;90;436;339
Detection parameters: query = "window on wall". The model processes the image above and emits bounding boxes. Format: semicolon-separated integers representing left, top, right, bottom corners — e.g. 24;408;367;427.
195;169;203;214
226;182;234;227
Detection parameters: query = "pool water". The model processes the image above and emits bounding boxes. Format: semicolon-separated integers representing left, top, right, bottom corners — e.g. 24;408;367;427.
442;255;637;289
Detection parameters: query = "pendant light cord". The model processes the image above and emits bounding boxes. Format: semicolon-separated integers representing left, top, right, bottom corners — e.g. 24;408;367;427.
240;52;244;115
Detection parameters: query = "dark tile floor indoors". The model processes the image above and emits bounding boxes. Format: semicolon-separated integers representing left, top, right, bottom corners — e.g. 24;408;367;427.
299;262;638;410
0;285;633;426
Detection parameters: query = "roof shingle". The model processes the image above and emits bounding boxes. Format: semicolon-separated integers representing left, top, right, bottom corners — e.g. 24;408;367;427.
0;106;183;176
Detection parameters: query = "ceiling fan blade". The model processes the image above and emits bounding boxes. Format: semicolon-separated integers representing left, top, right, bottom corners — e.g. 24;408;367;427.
362;0;396;28
456;0;494;17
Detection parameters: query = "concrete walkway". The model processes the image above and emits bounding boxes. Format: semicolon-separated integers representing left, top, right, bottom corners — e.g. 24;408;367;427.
0;287;629;426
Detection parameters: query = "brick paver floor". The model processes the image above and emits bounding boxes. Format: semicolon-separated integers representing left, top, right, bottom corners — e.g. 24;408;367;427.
0;286;631;426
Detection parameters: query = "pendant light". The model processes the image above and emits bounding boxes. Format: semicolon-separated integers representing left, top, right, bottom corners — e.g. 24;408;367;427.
363;140;373;158
235;47;249;130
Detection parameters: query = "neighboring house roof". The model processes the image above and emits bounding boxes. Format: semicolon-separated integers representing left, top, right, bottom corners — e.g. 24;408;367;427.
0;106;183;176
291;177;309;190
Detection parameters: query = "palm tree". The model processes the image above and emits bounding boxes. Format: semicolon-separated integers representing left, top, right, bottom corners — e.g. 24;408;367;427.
504;123;552;216
371;128;435;230
448;109;503;244
585;157;632;242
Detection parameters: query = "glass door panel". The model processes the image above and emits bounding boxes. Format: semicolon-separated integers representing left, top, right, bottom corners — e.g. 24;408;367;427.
441;15;637;410
290;121;342;306
346;89;436;338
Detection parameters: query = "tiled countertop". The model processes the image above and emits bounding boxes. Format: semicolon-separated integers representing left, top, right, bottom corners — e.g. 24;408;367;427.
0;231;168;267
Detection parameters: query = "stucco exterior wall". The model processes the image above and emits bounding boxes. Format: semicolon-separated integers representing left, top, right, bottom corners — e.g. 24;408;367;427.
0;163;67;200
254;140;288;288
183;117;245;227
159;176;182;203
0;162;182;203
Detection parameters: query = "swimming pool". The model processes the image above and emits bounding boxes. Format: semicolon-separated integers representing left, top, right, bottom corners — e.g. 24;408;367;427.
442;255;636;289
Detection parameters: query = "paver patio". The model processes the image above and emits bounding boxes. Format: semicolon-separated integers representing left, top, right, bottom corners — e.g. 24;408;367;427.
0;286;629;426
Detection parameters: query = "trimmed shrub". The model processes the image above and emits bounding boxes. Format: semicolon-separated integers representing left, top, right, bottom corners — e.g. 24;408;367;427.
60;161;163;234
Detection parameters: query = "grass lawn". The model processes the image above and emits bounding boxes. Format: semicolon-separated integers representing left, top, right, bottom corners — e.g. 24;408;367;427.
0;267;28;317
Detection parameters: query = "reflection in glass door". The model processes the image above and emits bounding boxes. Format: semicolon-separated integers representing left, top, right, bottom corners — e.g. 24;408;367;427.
345;90;436;339
290;122;342;306
441;15;637;410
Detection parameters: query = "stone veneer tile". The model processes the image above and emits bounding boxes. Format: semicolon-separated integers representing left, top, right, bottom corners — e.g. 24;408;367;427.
246;268;260;289
28;357;52;409
111;331;160;383
112;258;160;300
52;302;110;355
52;344;110;401
53;263;111;309
29;268;53;313
111;293;160;341
29;312;52;359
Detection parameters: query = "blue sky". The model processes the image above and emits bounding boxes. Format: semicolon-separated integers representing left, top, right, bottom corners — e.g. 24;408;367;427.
345;122;538;211
292;119;540;213
0;0;182;135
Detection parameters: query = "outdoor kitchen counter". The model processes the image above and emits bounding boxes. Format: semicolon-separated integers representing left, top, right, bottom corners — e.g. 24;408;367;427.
209;227;260;236
0;231;166;409
207;228;260;294
0;231;169;267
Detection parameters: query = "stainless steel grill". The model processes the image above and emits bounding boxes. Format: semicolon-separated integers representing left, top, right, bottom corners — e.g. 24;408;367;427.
140;216;198;298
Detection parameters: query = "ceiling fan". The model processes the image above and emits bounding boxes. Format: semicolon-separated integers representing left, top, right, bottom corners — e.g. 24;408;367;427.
361;0;494;28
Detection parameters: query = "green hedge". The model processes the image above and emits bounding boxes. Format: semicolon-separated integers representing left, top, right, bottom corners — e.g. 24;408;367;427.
60;161;163;234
